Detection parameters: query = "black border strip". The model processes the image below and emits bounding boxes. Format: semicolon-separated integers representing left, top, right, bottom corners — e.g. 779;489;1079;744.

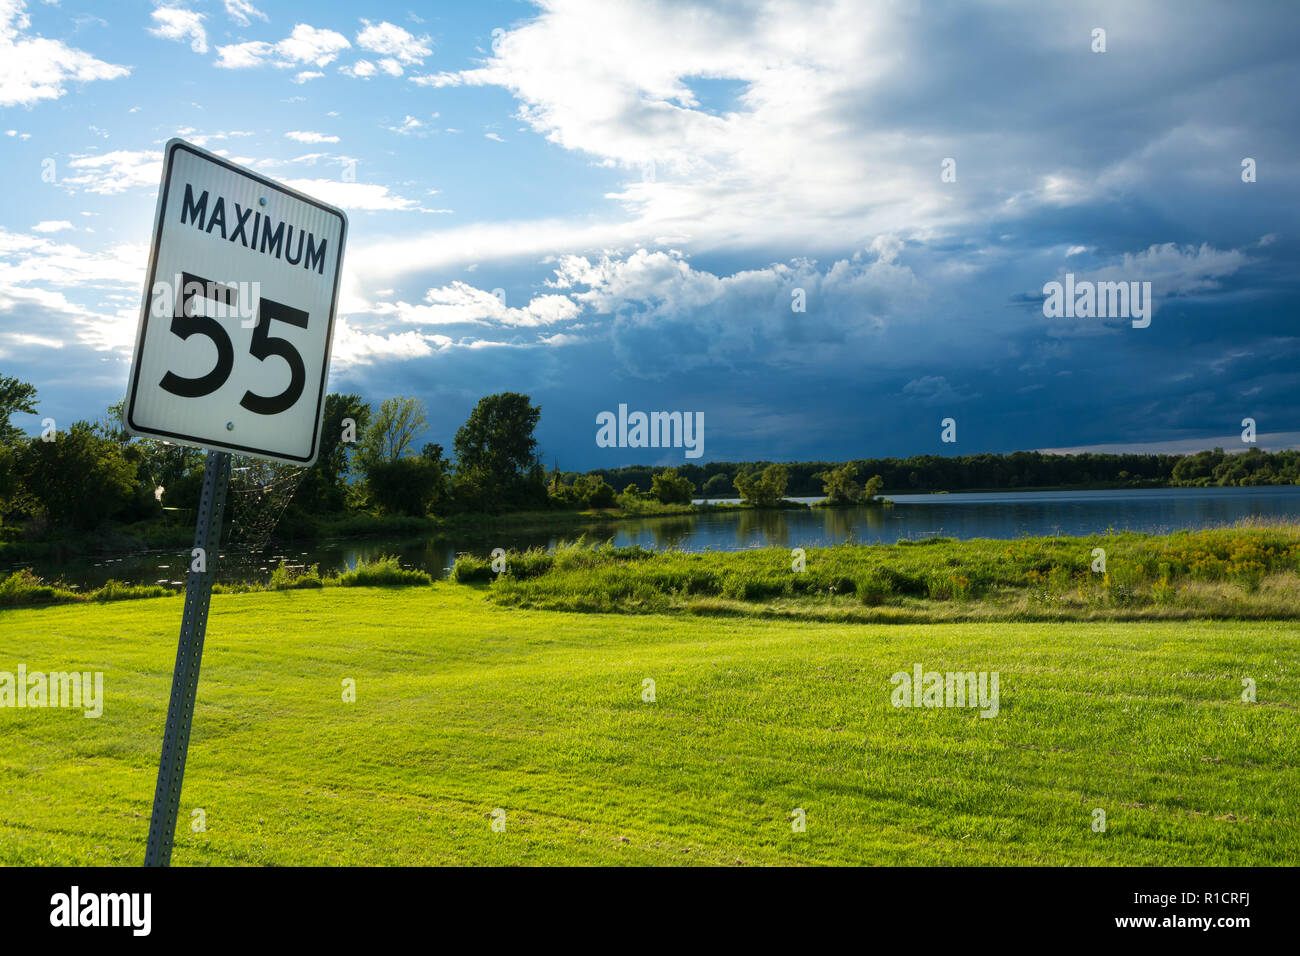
124;139;348;466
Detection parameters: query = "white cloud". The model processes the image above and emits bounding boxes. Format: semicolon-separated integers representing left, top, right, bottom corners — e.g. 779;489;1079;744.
355;20;430;66
403;0;1283;271
1066;243;1250;303
31;220;73;233
548;246;921;373
342;242;920;373
293;70;323;83
342;59;376;78
285;130;339;143
216;23;350;70
213;40;272;69
61;150;162;194
148;6;207;54
0;0;130;107
372;282;580;328
330;318;440;368
174;127;254;148
409;72;461;88
0;230;142;302
224;0;267;27
902;375;979;406
386;115;423;135
349;217;646;280
277;24;350;66
0;226;156;355
279;178;423;212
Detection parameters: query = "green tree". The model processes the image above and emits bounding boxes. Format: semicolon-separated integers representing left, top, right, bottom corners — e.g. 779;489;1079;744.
701;473;733;498
297;393;372;513
453;392;545;510
1171;448;1224;486
550;473;616;509
650;467;695;504
734;463;789;507
0;377;38;517
365;457;442;516
18;423;137;531
88;399;165;521
816;462;862;503
0;375;38;447
583;474;616;508
419;442;452;513
358;397;427;471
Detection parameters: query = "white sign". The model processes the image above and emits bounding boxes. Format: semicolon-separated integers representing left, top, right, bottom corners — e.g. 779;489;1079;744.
125;139;347;465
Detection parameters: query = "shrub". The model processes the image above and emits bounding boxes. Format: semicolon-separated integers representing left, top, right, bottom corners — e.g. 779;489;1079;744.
338;554;431;587
452;553;494;583
0;568;75;606
93;579;172;602
0;569;172;607
734;463;789;507
650;468;695;505
877;567;927;596
269;561;324;589
585;477;617;508
857;575;888;606
365;457;443;516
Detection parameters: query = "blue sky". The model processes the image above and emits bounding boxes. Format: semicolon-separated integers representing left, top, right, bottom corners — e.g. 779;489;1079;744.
1;0;1297;469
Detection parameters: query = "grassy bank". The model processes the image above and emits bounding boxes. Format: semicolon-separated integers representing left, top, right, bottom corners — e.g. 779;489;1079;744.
1;585;1295;865
0;555;428;608
453;524;1300;622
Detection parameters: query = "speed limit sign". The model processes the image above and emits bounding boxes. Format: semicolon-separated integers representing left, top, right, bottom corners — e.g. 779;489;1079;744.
125;138;347;465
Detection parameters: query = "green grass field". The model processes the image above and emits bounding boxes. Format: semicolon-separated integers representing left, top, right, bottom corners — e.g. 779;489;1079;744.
2;584;1296;865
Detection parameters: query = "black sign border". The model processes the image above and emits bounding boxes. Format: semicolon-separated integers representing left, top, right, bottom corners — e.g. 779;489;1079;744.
124;139;348;466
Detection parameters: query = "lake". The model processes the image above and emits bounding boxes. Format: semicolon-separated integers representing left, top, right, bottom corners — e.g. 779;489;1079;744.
14;485;1300;591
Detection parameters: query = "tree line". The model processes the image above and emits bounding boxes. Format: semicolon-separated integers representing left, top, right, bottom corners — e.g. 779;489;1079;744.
1;372;1297;539
584;447;1300;498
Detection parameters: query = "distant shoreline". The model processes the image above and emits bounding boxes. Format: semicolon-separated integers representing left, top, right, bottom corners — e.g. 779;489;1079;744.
5;482;1299;571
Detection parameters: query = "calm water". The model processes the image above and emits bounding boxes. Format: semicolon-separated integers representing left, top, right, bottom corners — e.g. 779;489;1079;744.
15;486;1300;591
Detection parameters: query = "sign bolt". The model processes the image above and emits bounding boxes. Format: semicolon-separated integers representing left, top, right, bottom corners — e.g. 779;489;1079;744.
259;197;267;207
226;421;234;431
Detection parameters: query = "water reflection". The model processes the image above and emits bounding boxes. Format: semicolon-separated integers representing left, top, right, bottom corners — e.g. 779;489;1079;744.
14;486;1300;590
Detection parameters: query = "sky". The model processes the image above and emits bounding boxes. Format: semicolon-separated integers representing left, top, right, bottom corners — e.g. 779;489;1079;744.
0;0;1297;470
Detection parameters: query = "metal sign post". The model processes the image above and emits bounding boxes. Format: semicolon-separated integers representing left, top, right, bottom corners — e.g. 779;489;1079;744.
144;450;231;867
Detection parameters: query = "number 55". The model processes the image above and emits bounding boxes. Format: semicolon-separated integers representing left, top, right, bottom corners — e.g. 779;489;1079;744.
159;272;309;416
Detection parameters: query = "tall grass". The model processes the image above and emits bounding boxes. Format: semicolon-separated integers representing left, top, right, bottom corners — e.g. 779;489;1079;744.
337;554;432;587
0;569;172;608
0;554;432;609
452;524;1300;622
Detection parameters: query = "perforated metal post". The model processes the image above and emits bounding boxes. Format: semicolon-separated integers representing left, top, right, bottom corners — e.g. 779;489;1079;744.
144;450;231;867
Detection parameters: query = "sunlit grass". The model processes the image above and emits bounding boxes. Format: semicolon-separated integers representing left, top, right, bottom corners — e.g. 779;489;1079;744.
1;585;1296;865
456;525;1300;622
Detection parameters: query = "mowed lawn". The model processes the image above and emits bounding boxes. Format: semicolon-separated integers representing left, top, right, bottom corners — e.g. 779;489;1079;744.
1;584;1297;866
